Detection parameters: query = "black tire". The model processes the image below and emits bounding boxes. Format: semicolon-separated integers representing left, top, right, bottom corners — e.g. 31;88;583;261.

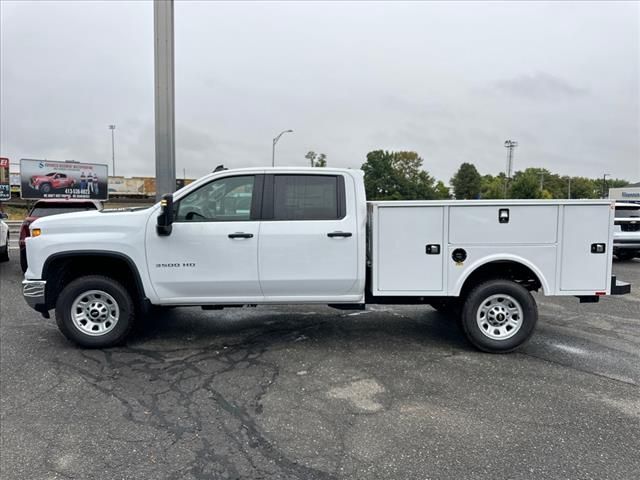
460;279;537;353
0;234;8;262
20;247;27;272
55;275;135;348
40;182;52;194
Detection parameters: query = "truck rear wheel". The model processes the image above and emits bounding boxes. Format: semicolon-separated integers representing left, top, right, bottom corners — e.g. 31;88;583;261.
55;275;135;348
460;279;537;353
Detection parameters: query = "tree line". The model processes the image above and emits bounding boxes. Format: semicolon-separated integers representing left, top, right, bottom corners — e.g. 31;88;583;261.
308;149;630;200
450;162;629;200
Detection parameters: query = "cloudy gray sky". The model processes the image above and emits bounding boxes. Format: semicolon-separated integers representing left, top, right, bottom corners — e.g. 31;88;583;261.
1;0;639;182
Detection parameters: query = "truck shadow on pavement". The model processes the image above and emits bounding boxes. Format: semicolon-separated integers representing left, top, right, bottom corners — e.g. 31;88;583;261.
128;306;468;354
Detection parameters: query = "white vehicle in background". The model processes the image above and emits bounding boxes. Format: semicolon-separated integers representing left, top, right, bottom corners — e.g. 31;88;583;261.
0;212;9;262
613;202;640;260
22;167;631;352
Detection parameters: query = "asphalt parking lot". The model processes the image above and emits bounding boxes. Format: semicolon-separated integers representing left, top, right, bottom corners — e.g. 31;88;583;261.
1;254;639;480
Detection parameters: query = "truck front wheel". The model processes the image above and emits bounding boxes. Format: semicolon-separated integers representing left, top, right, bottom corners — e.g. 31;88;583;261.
55;275;135;348
460;280;537;353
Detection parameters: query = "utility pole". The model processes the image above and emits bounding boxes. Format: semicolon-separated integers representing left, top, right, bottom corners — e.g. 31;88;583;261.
108;125;116;176
272;129;293;167
503;140;518;198
567;177;571;199
539;172;544;193
602;173;610;199
154;0;176;201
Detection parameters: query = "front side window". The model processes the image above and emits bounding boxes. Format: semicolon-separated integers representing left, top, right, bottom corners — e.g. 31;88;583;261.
176;175;255;222
273;175;342;220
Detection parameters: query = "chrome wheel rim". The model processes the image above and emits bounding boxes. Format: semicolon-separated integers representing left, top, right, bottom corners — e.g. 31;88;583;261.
71;290;120;336
476;294;523;340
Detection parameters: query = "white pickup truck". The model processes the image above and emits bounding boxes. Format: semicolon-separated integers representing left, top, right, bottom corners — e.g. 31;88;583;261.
23;167;630;352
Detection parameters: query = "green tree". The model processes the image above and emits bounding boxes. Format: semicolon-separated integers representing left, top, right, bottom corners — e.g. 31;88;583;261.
361;150;438;200
434;181;451;199
594;178;629;198
509;169;544;199
480;174;506;199
451;163;482;199
305;151;327;167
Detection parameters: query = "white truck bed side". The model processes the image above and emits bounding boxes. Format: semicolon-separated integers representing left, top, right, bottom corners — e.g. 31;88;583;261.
368;200;615;297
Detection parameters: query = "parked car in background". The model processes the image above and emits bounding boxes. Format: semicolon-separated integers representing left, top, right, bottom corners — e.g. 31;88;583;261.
614;202;640;260
20;199;102;272
29;172;76;194
0;212;9;262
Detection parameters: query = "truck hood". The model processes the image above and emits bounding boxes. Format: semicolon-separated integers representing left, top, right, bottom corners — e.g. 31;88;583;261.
31;206;156;233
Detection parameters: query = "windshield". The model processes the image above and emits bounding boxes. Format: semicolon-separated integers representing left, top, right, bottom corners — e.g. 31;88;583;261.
30;204;98;217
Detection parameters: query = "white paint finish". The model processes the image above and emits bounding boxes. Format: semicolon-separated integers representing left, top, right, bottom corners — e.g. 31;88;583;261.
25;208;157;301
145;220;262;300
0;220;8;249
560;205;611;291
449;205;558;245
375;206;444;292
258;219;359;297
447;245;557;296
259;173;361;298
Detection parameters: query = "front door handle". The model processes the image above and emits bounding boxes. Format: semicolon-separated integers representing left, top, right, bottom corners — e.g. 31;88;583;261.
327;231;352;238
228;232;254;239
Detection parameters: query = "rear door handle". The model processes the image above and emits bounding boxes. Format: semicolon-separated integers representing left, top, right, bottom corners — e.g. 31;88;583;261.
327;231;352;238
228;232;254;239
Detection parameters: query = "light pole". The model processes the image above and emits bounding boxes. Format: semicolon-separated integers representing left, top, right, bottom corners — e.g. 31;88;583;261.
503;139;518;198
108;124;116;176
272;129;293;167
602;173;610;199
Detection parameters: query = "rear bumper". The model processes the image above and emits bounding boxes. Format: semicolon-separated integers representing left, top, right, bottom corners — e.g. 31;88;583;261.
22;279;49;316
611;275;631;296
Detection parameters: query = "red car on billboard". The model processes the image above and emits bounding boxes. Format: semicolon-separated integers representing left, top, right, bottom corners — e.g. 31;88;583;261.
30;172;76;193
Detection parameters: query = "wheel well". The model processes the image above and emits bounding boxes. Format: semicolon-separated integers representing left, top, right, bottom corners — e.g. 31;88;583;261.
43;254;145;310
460;261;543;298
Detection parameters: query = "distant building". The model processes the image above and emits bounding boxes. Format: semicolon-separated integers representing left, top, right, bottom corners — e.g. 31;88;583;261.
609;182;640;203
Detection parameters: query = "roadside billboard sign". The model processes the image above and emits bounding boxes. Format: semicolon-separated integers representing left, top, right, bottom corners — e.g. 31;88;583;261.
108;177;146;196
0;157;10;200
20;159;109;200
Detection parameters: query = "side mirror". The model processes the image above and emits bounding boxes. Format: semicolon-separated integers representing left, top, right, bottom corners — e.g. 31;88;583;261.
156;193;174;236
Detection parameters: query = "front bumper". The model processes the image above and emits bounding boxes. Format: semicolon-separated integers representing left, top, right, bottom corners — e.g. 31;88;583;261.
22;279;49;317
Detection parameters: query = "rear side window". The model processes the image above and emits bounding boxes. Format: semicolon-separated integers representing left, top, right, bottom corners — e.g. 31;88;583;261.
271;175;345;220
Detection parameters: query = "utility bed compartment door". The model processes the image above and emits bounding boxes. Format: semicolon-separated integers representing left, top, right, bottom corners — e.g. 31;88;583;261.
376;206;444;292
560;205;610;291
449;205;558;244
